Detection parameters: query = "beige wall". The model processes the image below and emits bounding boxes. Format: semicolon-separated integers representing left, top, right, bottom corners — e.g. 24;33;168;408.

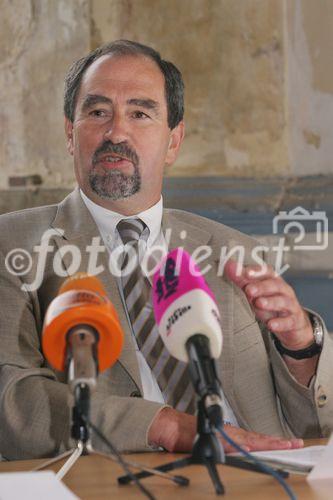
0;0;90;189
0;0;332;189
91;0;289;178
286;0;333;176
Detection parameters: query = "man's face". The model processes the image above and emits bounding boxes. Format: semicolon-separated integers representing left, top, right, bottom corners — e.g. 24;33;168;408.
65;54;184;214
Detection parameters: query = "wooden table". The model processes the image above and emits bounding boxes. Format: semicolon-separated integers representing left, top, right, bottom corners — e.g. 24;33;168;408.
0;443;331;499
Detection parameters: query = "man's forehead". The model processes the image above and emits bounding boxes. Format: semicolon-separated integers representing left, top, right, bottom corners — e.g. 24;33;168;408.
80;53;166;97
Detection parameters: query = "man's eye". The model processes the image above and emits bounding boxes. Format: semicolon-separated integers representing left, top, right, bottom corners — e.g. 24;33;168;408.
89;109;107;117
132;111;149;119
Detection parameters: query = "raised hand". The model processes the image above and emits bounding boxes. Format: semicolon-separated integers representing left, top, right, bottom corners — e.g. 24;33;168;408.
224;260;313;351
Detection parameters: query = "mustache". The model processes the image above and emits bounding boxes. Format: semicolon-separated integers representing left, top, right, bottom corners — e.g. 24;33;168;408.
92;141;139;166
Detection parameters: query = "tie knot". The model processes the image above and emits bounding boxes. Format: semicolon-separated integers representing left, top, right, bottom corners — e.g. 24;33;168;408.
117;218;147;245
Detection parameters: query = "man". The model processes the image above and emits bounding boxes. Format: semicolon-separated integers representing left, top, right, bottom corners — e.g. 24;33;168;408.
0;40;331;460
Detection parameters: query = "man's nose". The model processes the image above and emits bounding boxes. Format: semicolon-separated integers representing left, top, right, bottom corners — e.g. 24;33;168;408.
103;113;129;144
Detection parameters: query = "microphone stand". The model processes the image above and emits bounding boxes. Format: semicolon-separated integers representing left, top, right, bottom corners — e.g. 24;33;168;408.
33;382;107;479
36;323;189;487
35;327;125;478
118;398;289;495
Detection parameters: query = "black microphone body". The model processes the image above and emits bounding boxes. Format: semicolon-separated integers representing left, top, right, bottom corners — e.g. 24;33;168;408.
186;334;223;427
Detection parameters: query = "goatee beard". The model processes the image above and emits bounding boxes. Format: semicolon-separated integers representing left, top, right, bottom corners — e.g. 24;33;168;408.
90;140;141;200
89;164;141;200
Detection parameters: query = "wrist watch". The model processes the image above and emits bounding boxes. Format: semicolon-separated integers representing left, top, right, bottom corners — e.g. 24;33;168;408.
273;314;323;360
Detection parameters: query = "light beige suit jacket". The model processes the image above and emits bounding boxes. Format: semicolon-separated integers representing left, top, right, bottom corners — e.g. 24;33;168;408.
0;189;332;460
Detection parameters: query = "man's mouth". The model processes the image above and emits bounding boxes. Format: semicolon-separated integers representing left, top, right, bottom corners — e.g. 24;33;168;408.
96;153;133;168
92;141;139;170
101;155;124;163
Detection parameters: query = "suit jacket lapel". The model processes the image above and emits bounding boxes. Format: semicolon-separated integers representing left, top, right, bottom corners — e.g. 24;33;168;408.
50;189;143;392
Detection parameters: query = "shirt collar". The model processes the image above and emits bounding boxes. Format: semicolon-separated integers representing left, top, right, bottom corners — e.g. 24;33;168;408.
80;189;163;246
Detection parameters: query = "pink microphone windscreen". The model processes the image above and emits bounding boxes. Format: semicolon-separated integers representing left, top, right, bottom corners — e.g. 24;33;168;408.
153;248;217;325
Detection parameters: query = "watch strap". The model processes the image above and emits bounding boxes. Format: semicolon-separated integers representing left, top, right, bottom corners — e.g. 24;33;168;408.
273;335;322;360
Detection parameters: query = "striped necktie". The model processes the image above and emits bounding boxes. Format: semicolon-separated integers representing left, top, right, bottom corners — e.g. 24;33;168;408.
117;218;196;414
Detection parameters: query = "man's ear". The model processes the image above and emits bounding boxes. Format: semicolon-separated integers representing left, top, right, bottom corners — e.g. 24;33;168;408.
165;121;185;166
64;117;74;155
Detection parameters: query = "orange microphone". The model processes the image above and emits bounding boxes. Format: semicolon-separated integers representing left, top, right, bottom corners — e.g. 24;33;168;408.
42;273;124;391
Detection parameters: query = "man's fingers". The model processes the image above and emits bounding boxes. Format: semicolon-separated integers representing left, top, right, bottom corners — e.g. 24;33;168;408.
242;436;304;452
252;309;276;323
254;295;296;315
222;426;304;453
223;259;250;289
268;315;298;334
224;259;311;348
224;260;278;291
245;265;276;281
245;278;294;301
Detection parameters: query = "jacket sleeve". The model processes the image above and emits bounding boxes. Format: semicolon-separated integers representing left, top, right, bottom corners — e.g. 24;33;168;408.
0;249;165;459
265;311;333;438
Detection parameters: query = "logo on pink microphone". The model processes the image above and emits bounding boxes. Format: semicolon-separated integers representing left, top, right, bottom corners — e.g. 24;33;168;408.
166;305;192;336
155;256;179;303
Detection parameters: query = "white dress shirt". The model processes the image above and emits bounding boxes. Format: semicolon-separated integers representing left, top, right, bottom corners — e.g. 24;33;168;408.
80;189;238;426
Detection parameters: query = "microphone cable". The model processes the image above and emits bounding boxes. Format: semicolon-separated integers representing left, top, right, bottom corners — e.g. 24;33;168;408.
80;414;156;500
217;426;297;500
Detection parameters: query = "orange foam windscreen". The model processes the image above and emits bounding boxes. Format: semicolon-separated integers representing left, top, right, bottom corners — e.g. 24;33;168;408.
42;273;123;372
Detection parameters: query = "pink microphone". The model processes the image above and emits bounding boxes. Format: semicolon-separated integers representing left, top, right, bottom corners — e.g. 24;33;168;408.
153;248;223;425
152;248;222;362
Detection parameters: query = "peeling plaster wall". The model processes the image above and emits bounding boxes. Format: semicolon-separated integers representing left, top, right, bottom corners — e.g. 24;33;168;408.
0;0;90;189
286;0;333;176
91;0;289;177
